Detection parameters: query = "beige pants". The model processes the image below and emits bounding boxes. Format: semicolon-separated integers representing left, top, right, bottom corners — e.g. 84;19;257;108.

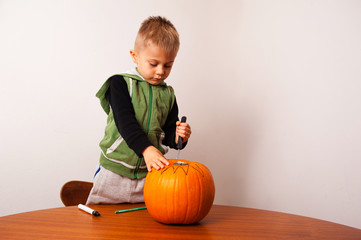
86;166;145;204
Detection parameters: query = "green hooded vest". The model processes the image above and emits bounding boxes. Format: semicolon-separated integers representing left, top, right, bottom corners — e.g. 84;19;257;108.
96;68;175;179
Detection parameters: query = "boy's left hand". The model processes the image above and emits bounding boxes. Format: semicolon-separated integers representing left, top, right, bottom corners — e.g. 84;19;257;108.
175;121;192;144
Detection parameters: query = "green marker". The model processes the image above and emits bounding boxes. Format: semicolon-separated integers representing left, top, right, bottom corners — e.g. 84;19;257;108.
115;206;147;214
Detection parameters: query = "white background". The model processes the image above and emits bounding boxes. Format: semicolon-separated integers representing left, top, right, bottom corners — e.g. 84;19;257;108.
1;0;360;229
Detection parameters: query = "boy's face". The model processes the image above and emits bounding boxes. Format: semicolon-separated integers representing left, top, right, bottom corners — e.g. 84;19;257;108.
130;42;177;85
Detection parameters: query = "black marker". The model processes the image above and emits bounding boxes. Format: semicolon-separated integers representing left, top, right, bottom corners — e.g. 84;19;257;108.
78;204;100;216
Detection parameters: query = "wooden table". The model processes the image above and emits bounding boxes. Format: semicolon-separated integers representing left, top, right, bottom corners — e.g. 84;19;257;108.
0;204;360;239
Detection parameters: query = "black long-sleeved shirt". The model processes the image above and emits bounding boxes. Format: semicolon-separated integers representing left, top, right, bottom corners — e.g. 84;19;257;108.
107;75;184;157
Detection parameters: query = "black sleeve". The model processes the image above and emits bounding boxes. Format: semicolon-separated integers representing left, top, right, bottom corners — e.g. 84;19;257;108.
162;98;188;150
108;75;152;156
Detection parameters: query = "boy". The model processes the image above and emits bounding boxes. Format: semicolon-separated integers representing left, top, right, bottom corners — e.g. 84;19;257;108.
86;16;192;204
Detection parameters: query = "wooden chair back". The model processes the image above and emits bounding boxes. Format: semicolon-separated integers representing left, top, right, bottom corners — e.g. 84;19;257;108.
60;180;93;206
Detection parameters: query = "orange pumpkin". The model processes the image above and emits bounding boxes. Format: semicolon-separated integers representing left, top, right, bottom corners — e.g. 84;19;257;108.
144;159;215;224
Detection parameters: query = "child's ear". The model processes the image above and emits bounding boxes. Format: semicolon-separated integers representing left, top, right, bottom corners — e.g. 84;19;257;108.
130;50;138;64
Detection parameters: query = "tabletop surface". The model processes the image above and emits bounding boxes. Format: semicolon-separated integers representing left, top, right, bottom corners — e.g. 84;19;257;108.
0;204;360;240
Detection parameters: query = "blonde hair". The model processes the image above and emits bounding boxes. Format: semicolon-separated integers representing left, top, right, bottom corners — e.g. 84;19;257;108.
135;16;180;55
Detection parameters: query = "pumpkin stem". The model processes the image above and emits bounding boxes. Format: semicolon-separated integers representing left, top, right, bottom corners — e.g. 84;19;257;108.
174;161;189;166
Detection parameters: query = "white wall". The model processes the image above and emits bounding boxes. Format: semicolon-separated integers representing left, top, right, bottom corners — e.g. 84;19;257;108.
1;0;360;229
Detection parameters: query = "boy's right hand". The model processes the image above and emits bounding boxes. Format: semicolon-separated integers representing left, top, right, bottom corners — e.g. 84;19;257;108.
142;146;169;172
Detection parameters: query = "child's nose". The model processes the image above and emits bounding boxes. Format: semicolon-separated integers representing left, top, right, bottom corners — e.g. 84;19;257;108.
156;66;165;75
